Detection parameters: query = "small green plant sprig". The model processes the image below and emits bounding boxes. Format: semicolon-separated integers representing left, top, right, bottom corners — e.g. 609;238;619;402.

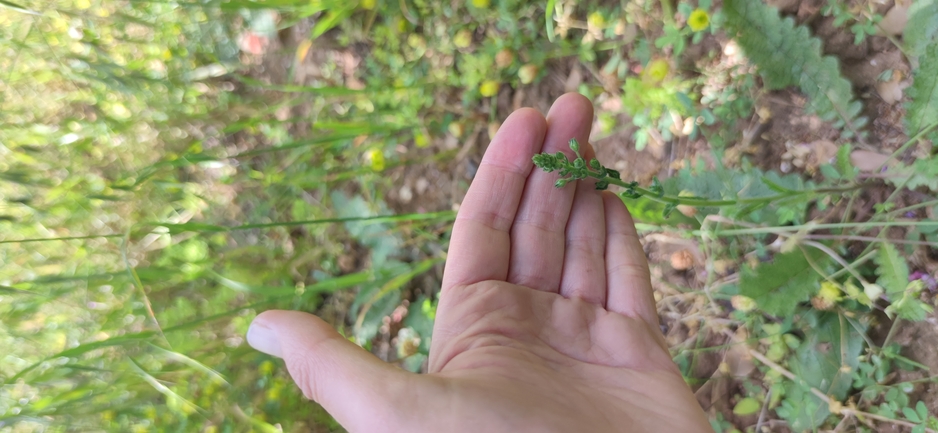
532;138;623;191
532;139;863;218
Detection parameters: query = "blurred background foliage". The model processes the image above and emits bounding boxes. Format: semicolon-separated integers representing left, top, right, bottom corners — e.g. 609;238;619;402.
2;0;938;432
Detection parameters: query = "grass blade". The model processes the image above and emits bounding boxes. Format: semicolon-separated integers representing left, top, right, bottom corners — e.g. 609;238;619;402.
0;0;39;15
148;344;229;385
545;0;557;42
128;357;204;415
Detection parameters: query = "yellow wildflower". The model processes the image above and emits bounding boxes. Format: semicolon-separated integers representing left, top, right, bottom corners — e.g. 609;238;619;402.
472;0;490;7
479;80;500;97
687;9;710;32
811;281;843;310
414;130;430;147
642;59;670;83
365;149;385;171
518;64;538;84
730;295;757;312
448;121;464;137
587;12;606;30
453;29;472;49
818;281;843;303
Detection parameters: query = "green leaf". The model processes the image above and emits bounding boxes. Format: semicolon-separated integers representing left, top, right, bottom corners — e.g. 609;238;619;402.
128;357;204;415
903;406;922;423
916;400;928;420
310;3;356;39
904;0;938;58
885;281;934;321
723;0;865;137
906;43;938;140
782;311;866;430
545;0;558;42
0;0;39;15
740;250;828;317
905;157;938;192
733;397;761;416
875;244;909;294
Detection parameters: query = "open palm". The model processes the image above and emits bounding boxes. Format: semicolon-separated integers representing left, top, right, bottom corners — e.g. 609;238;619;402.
247;94;710;432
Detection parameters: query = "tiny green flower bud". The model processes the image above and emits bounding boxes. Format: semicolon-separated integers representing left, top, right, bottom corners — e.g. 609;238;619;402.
589;158;601;170
573;158;585;169
532;153;556;171
555;179;569;188
554;151;566;162
651;177;664;197
595;180;609;190
663;203;677;219
606;169;620;180
568;139;580;153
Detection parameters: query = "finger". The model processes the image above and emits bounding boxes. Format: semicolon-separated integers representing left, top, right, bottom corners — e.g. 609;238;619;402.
508;92;594;291
602;193;659;326
247;310;415;431
442;108;547;289
559;141;607;304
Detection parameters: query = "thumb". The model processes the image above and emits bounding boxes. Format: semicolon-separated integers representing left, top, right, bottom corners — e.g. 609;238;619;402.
247;310;413;431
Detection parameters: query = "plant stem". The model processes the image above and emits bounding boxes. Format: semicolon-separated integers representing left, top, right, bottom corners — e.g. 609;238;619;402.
600;172;863;207
881;317;902;350
876;121;938;172
699;220;938;237
886;199;938;218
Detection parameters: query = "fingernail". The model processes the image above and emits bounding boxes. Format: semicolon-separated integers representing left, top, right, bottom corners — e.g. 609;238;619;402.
247;320;283;358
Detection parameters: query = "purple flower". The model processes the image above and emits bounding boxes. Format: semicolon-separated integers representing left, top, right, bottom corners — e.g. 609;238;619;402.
910;271;938;292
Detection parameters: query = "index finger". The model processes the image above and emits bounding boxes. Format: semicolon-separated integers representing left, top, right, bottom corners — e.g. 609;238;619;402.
441;108;547;290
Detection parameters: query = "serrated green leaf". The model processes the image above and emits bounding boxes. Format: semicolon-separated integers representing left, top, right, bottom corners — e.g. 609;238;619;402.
906;157;938;192
782;311;865;430
724;0;864;137
739;250;828;317
836;144;855;179
907;43;938;139
819;164;841;180
733;397;761;416
875;244;909;294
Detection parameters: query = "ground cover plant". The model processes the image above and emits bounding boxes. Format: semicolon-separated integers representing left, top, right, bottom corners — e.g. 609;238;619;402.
1;0;937;432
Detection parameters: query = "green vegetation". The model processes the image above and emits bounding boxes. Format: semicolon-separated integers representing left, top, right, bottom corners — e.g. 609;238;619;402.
2;0;937;432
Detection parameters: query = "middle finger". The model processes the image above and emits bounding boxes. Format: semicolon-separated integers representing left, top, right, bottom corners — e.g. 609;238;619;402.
508;93;595;291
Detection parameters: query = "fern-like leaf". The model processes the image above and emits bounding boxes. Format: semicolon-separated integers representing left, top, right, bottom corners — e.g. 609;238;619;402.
723;0;866;138
904;4;938;140
739;249;828;317
875;243;909;295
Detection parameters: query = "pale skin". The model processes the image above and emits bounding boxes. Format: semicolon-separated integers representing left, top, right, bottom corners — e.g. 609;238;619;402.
246;93;712;432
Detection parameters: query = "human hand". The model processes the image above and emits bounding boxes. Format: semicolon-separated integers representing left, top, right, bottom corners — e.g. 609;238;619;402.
246;93;711;432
